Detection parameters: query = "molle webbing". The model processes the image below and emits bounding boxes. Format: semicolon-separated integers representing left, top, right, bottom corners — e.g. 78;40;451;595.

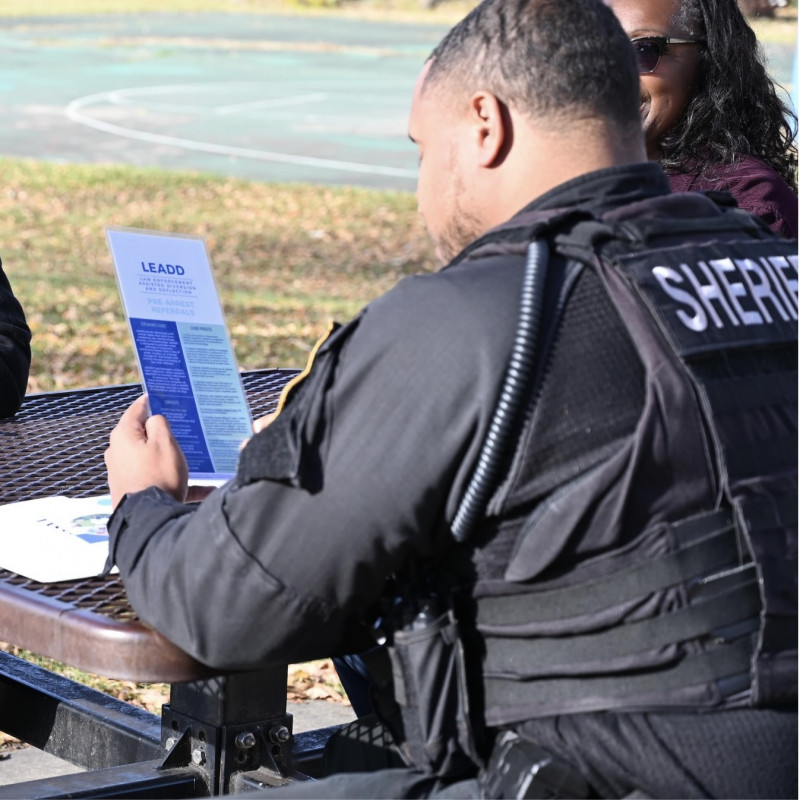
477;511;759;723
740;489;798;706
470;204;795;724
482;573;760;676
477;511;736;628
610;226;798;707
702;366;797;479
483;638;754;723
690;346;797;483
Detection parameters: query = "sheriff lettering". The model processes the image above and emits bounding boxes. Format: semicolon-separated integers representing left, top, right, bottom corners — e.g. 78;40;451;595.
652;254;797;332
620;242;798;356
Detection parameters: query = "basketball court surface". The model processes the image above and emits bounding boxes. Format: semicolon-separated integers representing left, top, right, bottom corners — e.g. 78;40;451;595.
0;13;452;189
0;12;795;189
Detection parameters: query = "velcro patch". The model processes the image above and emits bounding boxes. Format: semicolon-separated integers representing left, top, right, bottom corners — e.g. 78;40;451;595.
617;239;797;356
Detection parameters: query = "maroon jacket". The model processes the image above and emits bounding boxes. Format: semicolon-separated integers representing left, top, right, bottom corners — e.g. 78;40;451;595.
668;154;798;239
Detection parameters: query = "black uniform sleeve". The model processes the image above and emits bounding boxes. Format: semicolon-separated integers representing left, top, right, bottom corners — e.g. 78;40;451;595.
107;263;523;670
0;258;32;418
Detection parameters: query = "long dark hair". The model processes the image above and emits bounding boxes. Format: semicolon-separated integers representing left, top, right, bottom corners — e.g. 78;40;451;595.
661;0;797;190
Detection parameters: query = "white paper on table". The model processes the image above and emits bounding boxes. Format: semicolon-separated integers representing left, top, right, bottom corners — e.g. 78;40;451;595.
0;494;116;582
0;481;226;583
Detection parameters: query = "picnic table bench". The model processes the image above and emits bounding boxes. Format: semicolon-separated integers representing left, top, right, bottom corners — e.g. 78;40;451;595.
0;370;340;797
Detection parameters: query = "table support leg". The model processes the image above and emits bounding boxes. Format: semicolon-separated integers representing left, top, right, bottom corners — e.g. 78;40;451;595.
162;666;297;795
0;653;343;796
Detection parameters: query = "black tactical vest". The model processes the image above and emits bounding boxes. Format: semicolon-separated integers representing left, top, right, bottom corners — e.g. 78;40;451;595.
462;194;797;726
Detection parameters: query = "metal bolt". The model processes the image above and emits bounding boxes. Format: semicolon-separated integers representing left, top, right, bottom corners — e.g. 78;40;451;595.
269;725;291;744
164;736;177;751
191;746;206;766
235;731;257;750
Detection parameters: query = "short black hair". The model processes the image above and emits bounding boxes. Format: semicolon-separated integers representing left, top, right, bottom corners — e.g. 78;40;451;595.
661;0;797;190
425;0;642;133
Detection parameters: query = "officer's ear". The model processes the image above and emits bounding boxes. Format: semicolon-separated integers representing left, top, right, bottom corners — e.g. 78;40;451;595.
468;90;510;168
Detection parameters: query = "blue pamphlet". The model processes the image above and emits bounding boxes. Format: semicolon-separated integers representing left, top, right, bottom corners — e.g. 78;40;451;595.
106;227;252;479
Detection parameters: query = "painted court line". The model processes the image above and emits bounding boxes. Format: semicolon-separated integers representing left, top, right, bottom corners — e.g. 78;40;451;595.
214;94;329;116
65;85;418;180
102;84;329;116
103;92;328;116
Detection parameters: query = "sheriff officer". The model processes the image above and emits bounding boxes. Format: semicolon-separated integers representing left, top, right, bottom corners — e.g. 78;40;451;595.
104;0;797;796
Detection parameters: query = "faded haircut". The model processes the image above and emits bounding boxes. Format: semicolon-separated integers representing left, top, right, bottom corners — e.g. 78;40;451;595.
425;0;641;132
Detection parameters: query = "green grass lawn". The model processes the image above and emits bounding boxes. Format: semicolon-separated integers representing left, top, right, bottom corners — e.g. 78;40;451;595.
1;158;437;393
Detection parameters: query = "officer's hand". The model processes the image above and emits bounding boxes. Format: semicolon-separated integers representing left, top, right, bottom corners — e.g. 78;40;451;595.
105;395;189;509
253;412;276;433
185;484;217;503
238;411;277;451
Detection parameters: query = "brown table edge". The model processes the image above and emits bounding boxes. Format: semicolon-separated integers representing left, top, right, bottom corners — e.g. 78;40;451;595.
0;579;213;683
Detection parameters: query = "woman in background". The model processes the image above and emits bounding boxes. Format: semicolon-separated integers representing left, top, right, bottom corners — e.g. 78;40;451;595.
609;0;798;238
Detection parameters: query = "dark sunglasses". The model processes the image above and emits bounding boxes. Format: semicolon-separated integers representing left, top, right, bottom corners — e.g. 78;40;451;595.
631;36;705;74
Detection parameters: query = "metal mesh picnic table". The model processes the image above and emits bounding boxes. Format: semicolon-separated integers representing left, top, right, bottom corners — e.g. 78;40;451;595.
0;369;297;682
